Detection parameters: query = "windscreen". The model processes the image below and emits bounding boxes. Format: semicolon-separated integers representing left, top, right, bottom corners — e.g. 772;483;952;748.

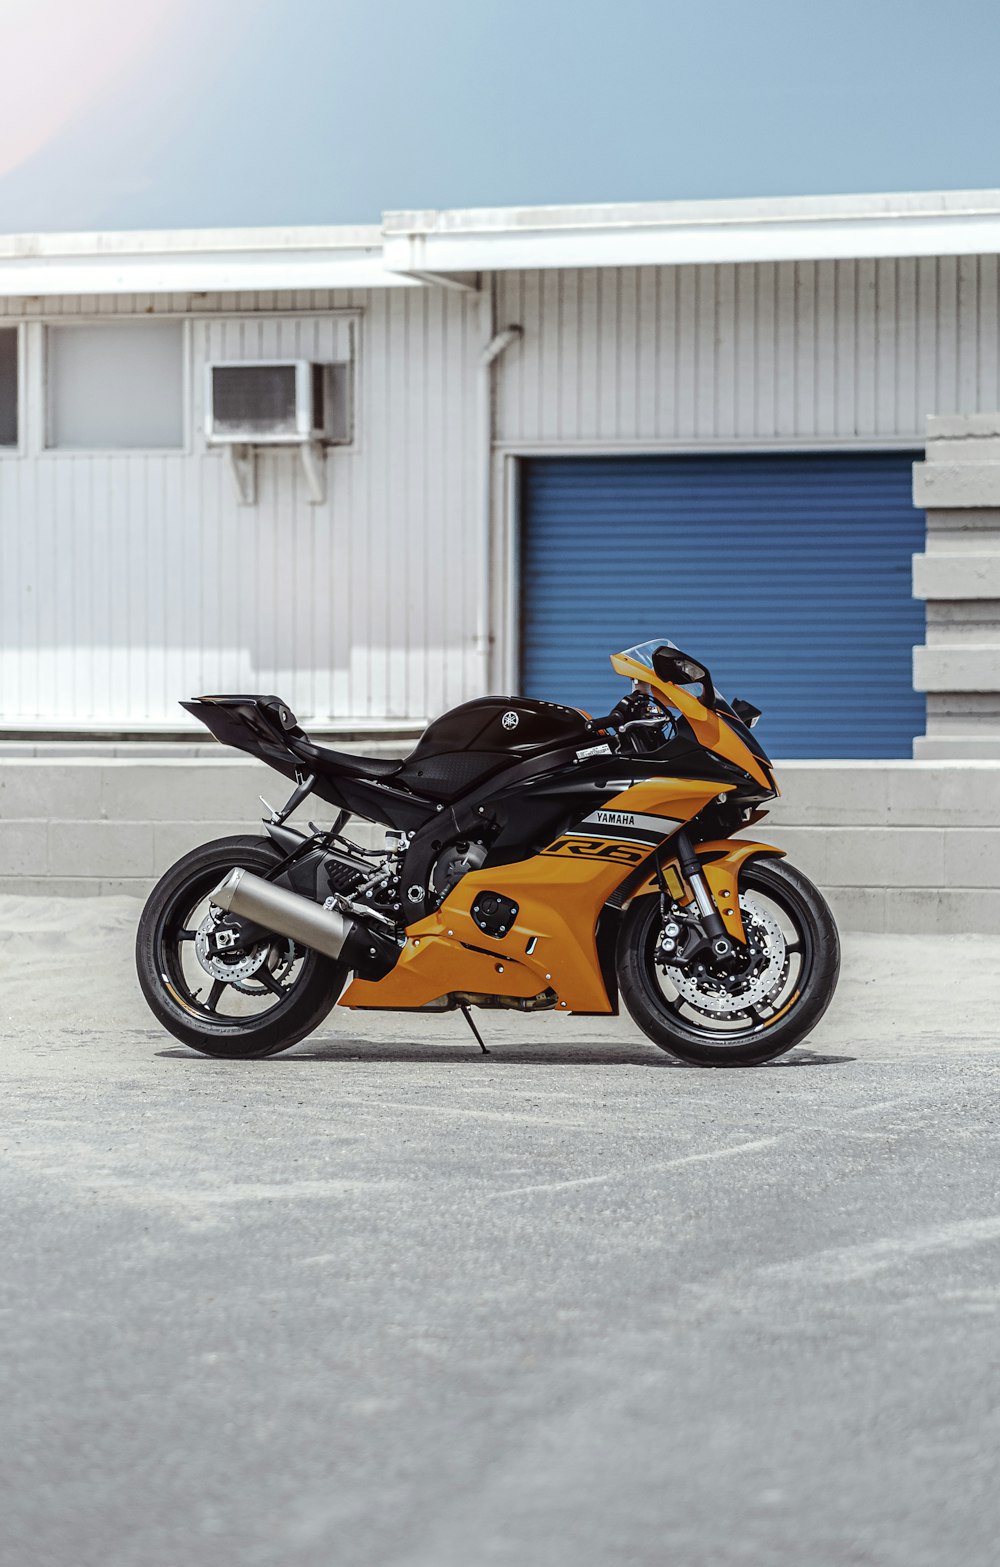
614;639;724;707
614;638;677;671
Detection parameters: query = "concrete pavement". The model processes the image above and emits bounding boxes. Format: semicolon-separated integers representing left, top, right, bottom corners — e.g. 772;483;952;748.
1;896;999;1566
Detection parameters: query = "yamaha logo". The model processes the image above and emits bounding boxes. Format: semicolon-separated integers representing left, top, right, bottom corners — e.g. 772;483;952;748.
501;711;519;730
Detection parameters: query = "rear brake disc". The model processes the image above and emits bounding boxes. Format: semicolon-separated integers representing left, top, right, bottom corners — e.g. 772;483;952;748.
194;915;296;994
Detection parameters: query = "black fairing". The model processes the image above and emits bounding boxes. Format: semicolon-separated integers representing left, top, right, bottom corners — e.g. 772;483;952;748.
182;692;775;901
181;693;599;831
183;696;432;830
394;696;592;802
180;696;305;785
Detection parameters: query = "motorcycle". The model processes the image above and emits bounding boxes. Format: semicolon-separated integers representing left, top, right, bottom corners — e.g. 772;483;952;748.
135;639;840;1067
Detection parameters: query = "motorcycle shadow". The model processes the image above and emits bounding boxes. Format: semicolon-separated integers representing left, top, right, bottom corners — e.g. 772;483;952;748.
158;1042;854;1069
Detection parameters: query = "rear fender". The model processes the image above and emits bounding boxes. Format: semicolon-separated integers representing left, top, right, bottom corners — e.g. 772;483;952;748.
629;838;786;944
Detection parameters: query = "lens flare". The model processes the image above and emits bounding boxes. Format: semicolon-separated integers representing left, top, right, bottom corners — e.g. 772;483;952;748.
0;0;179;179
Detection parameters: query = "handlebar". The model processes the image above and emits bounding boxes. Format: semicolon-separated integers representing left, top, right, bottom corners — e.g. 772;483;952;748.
600;691;675;754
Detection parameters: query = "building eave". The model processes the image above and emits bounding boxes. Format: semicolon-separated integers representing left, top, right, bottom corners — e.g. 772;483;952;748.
4;189;1000;299
0;223;420;298
382;188;1000;274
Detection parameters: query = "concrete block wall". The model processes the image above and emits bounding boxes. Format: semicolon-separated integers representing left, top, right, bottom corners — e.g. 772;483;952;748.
764;760;1000;933
0;756;275;897
0;743;395;897
0;751;998;933
913;414;1000;758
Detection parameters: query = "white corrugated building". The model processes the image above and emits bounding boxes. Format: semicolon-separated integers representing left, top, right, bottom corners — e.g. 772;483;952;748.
1;190;999;926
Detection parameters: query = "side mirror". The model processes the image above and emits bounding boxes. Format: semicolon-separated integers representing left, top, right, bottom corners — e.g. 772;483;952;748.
652;648;715;708
731;697;762;730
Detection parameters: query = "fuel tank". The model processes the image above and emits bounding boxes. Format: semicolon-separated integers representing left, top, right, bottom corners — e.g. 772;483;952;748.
396;696;593;802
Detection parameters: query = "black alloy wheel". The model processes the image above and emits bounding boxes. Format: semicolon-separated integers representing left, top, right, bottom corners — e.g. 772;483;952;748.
135;835;348;1057
616;856;840;1066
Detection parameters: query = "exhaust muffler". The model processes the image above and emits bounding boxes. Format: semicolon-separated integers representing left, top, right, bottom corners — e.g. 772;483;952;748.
210;867;354;962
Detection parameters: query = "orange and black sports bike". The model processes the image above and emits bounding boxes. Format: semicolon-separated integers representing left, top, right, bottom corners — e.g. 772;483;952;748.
136;640;839;1067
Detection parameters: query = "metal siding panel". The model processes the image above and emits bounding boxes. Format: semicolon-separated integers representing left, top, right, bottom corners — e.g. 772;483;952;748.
457;289;481;707
539;268;563;441
915;257;938;432
617;267;639;439
494;257;1000;449
936;256;960;412
794;261;817;436
715;263;737;438
814;260;837;433
875;258;898;436
597;270;618;435
775;262;798;436
655;266;678;437
755;261;780;435
978;254;999;406
403;285;428;719
496;272;524;442
556;268;580;438
635;267;658;441
675;266;698;438
694;265;716;437
577;269;599;439
854;260;878;435
522;270;545;438
520;452;926;759
957;256;980;409
0;294;480;728
894;259;917;435
4;252;1000;729
834;259;856;436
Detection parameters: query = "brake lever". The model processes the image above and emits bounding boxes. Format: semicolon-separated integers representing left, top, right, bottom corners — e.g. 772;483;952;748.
617;715;668;733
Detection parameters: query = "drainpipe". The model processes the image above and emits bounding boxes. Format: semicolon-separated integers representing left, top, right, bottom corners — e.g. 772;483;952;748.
477;320;522;690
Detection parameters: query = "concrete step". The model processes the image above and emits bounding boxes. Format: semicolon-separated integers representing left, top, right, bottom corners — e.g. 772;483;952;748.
1;755;998;932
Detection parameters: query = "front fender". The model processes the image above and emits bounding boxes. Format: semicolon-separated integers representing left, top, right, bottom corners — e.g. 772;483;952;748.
630;838;786;944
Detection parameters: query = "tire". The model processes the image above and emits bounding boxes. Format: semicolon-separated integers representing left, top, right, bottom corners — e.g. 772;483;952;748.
135;835;348;1057
617;856;840;1067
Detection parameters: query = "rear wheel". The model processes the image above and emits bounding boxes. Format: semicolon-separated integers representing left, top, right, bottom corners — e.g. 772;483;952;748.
617;857;839;1066
135;835;348;1057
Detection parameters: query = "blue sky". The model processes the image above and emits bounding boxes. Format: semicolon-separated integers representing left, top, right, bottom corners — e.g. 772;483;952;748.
2;0;1000;232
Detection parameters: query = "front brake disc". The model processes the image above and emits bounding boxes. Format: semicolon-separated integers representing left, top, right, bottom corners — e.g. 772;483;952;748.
664;893;787;1016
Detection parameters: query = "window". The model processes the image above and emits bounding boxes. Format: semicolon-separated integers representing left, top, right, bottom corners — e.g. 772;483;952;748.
47;321;184;449
0;327;17;447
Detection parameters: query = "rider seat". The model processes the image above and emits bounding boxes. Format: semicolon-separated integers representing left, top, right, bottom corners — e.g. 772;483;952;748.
247;696;404;783
289;736;404;783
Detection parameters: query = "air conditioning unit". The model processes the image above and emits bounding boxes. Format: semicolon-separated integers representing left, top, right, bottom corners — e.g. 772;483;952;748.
205;360;349;445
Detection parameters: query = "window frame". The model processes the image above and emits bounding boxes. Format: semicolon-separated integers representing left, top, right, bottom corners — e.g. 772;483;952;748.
0;322;24;458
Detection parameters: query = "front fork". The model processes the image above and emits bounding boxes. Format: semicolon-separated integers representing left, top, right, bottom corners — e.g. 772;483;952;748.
668;829;737;960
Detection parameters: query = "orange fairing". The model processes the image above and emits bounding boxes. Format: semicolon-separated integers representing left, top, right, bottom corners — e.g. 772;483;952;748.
609;648;773;792
341;775;728;1015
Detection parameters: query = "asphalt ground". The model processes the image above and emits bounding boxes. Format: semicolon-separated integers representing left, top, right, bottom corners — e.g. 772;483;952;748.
1;894;999;1567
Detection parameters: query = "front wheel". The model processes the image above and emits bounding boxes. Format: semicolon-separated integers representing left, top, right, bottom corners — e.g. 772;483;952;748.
136;835;349;1057
617;857;840;1066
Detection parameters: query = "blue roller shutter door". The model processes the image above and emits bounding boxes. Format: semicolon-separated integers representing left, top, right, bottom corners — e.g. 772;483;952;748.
520;452;925;759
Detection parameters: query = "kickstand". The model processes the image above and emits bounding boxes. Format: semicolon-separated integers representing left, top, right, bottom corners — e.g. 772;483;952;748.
459;1004;490;1054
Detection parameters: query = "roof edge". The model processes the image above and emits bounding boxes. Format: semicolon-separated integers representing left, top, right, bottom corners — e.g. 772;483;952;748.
383;188;1000;237
0;223;385;261
4;188;1000;298
382;187;1000;274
